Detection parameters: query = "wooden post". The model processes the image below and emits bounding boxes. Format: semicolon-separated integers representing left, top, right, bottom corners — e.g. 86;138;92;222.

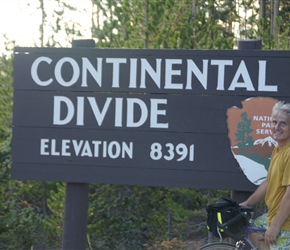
62;39;95;250
238;39;262;50
231;39;262;204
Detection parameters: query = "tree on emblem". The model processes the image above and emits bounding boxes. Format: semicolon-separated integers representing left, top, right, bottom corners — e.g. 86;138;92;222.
235;112;254;155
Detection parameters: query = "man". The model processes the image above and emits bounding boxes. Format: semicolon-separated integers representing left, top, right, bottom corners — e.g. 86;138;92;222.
240;101;290;249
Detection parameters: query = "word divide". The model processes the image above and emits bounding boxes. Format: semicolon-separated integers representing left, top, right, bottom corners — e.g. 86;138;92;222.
53;96;168;128
31;55;277;92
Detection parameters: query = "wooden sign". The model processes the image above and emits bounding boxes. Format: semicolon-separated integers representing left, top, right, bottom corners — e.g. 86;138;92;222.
12;47;290;190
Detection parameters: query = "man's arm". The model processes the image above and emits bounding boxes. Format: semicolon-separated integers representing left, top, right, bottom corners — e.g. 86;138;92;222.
265;185;290;245
240;180;268;207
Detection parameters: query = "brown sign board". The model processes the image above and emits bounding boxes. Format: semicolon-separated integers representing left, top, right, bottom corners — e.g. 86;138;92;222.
12;47;290;191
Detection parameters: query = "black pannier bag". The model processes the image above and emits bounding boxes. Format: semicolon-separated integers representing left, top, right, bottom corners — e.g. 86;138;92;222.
206;197;247;239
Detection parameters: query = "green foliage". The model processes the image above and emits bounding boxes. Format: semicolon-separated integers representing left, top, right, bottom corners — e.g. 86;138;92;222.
0;64;63;247
92;0;237;49
43;182;65;248
241;0;290;49
0;55;13;140
0;136;53;249
87;185;226;249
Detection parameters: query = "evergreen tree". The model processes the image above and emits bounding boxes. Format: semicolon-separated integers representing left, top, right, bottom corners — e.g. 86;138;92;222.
90;0;237;49
0;51;54;248
235;112;254;155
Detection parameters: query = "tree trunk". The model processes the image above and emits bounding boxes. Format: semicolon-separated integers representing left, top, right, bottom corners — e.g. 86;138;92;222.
208;0;215;41
271;0;280;42
91;0;94;39
39;0;45;47
144;0;149;49
260;0;266;19
274;0;280;42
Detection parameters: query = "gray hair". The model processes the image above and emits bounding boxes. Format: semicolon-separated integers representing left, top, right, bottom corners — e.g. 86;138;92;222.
272;101;290;116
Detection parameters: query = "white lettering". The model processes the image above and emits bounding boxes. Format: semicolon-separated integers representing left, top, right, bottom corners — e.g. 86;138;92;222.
72;140;84;156
262;122;271;128
165;59;182;89
53;96;74;125
211;60;233;90
53;96;168;128
51;139;60;156
31;57;53;86
108;141;120;159
81;141;93;157
87;97;112;126
106;58;127;88
228;60;255;91
77;97;84;125
40;139;50;155
92;141;102;157
62;139;71;156
81;57;103;87
115;98;123;127
129;58;137;88
186;60;208;90
256;129;272;135
140;58;161;89
122;142;133;158
54;57;79;87
253;116;272;121
40;139;133;159
103;141;107;157
30;56;278;93
150;99;168;128
127;98;148;127
258;61;277;92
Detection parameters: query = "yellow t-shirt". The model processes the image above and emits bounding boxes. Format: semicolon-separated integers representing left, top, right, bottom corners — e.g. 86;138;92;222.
265;142;290;230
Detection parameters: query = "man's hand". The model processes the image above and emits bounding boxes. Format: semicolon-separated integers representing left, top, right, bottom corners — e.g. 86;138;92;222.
265;225;280;245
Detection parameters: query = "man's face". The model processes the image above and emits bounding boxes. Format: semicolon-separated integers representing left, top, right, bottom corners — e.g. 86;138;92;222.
271;111;290;148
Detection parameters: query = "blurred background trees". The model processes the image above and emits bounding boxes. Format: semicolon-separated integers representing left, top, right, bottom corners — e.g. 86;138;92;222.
0;0;289;249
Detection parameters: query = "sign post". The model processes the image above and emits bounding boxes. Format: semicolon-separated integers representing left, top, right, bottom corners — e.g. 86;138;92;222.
62;40;95;250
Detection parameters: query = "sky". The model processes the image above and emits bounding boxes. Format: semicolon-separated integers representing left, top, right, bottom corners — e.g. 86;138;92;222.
0;0;92;53
0;1;39;49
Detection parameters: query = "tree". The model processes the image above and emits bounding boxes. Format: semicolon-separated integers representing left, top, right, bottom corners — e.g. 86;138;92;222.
0;45;63;248
260;0;266;18
270;0;280;43
90;0;237;49
0;56;12;140
87;184;215;249
235;112;254;155
0;48;55;249
243;0;290;50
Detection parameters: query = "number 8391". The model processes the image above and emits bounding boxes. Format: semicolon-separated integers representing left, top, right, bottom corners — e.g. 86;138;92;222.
150;143;194;161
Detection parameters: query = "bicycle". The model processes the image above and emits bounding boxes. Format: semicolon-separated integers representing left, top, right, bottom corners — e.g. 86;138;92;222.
199;206;266;250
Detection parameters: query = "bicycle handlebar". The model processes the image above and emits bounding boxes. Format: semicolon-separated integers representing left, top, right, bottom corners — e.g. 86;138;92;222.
217;206;253;241
240;206;254;213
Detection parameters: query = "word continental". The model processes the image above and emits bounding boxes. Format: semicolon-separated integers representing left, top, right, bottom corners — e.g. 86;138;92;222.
31;56;277;92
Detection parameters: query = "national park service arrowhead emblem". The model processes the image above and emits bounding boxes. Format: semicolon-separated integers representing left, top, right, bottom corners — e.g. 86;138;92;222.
227;97;278;185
